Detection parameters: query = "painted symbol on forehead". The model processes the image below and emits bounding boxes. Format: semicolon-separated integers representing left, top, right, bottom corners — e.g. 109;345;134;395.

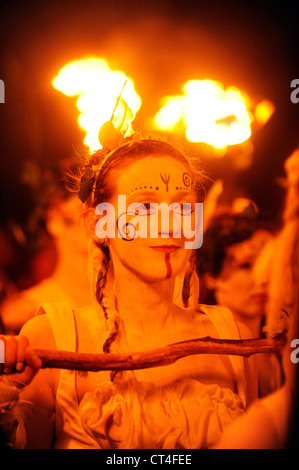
160;173;170;192
182;172;194;190
127;185;158;195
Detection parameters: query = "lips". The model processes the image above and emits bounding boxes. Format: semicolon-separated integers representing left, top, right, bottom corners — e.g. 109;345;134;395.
251;293;269;303
150;245;180;253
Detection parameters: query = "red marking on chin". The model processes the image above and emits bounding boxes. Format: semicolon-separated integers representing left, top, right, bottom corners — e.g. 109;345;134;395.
165;253;172;279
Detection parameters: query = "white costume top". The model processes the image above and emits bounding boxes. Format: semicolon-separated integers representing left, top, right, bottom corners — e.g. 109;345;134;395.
37;302;248;449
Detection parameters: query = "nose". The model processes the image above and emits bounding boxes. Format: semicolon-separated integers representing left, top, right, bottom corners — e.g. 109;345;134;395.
255;276;269;290
159;208;182;238
252;255;271;289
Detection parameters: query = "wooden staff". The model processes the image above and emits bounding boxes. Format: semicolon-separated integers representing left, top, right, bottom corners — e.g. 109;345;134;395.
35;335;286;372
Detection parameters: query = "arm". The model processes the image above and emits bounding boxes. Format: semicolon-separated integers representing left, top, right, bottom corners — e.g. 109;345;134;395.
0;315;57;448
212;387;289;449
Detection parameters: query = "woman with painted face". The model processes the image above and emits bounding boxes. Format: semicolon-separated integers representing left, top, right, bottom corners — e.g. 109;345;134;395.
196;209;283;397
0;137;258;449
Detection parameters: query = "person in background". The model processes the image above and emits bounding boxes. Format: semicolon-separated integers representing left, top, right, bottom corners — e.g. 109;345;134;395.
196;205;283;397
214;149;299;448
0;196;91;335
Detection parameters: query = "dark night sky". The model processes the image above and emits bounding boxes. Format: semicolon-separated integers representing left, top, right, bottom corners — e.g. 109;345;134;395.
0;0;299;225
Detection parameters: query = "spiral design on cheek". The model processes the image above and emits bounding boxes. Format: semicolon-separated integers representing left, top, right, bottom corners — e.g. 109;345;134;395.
117;213;136;241
182;172;194;190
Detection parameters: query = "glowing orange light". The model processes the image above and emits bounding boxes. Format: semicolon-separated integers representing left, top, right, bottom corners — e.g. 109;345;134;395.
232;198;259;214
52;58;141;152
153;79;267;150
254;100;275;127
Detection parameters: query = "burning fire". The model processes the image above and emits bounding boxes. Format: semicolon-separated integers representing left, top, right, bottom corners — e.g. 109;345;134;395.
253;100;275;127
153;79;274;150
52;58;141;152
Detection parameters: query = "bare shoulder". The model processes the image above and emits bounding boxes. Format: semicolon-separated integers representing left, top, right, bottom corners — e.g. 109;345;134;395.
20;313;56;350
175;305;217;338
235;320;254;339
1;292;37;334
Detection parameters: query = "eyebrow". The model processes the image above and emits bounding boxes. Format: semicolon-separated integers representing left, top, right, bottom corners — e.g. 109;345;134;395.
127;190;160;199
174;191;196;198
127;190;195;199
126;192;197;208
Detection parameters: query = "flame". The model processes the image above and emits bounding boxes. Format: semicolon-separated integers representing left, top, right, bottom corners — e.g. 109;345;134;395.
153;79;273;150
52;58;141;152
254;100;275;127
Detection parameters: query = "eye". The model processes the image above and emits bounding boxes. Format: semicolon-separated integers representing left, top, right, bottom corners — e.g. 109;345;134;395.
133;203;157;216
173;202;194;215
232;261;252;270
239;262;252;270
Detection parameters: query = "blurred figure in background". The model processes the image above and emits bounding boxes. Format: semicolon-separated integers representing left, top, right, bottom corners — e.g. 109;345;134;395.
213;148;299;449
0;227;20;334
196;201;283;397
0;195;91;334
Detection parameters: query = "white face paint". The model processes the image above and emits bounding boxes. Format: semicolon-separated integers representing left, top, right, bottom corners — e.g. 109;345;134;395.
100;155;200;282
